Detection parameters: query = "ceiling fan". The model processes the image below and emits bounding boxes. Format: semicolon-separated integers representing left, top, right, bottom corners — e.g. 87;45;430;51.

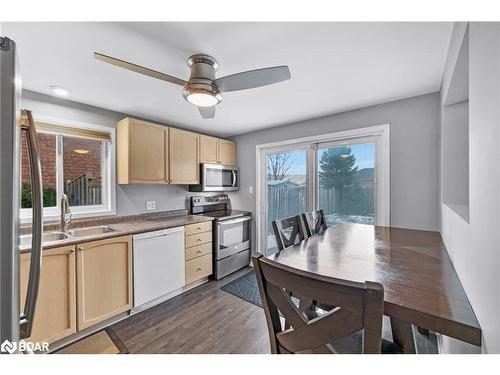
94;52;291;119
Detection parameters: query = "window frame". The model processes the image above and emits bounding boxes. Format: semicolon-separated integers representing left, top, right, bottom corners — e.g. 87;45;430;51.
20;115;116;224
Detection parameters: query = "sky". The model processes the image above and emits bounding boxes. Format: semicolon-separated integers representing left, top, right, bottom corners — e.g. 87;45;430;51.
268;143;375;176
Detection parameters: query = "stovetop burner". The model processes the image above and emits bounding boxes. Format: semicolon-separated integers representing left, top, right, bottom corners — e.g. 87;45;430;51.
190;194;250;221
198;209;249;220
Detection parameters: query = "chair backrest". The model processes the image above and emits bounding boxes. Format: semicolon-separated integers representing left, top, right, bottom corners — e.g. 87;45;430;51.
301;209;328;237
252;255;384;354
272;215;306;251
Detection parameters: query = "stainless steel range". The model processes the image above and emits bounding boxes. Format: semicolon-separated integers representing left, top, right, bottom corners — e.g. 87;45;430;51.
190;194;251;280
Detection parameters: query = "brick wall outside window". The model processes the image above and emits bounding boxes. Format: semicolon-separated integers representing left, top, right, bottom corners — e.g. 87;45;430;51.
21;132;57;188
62;136;102;185
21;133;102;191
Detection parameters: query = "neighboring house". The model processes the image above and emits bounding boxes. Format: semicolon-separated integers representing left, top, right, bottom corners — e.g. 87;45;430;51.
267;180;300;188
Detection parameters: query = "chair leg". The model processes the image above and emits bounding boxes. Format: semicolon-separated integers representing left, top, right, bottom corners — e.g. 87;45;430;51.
390;317;417;354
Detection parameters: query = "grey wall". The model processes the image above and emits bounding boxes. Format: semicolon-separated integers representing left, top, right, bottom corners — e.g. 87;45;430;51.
229;92;441;250
21;90;203;216
440;22;500;354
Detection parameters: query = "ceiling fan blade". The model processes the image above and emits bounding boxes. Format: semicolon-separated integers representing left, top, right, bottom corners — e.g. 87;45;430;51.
94;52;187;87
198;106;216;119
215;65;290;92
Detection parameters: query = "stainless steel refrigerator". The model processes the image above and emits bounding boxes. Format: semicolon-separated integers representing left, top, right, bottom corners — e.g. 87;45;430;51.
1;36;43;351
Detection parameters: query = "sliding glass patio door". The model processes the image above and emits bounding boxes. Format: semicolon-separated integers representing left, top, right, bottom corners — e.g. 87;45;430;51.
261;146;313;255
257;125;390;256
317;141;376;227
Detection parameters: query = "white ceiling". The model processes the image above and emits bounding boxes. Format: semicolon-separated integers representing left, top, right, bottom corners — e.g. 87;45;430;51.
4;22;452;137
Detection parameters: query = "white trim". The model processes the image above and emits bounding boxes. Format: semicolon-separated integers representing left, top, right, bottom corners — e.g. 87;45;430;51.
255;124;390;255
20;114;116;223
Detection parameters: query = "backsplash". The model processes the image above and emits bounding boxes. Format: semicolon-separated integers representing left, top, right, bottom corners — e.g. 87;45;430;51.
116;184;194;216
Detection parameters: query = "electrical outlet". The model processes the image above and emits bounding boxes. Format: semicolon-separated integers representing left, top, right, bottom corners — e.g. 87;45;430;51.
146;200;156;211
248;185;254;194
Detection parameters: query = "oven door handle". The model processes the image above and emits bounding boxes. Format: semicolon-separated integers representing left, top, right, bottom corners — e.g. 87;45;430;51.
217;216;252;226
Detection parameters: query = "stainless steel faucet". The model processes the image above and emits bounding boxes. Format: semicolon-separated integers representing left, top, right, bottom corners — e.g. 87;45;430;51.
60;194;72;232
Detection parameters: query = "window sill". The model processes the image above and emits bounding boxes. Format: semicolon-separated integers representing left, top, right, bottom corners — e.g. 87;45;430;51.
20;207;116;225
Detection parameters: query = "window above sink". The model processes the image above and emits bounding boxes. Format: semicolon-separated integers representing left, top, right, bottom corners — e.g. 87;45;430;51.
20;115;116;224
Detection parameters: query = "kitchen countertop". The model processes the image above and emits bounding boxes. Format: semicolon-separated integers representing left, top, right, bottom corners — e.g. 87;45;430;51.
19;212;213;253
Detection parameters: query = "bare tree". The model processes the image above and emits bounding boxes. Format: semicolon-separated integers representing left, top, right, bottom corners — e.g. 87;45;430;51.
267;153;294;180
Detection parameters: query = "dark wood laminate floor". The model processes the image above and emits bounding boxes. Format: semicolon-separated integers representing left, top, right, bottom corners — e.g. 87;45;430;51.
111;268;270;354
110;267;437;354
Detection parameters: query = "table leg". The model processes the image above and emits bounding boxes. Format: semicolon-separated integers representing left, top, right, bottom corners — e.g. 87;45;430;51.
390;317;417;354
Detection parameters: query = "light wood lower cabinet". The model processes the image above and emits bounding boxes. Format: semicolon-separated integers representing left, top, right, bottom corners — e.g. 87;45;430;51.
185;231;212;248
20;246;76;344
185;223;213;285
185;254;212;285
185;242;212;261
76;235;133;330
185;220;213;236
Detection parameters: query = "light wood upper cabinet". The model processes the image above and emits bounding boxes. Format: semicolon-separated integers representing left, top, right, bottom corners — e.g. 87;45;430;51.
117;118;168;184
76;236;133;330
199;136;236;166
117;117;236;184
199;135;219;164
169;128;199;184
219;139;236;166
20;246;76;344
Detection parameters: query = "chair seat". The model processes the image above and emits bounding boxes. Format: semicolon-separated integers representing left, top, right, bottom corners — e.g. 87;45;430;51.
331;331;403;354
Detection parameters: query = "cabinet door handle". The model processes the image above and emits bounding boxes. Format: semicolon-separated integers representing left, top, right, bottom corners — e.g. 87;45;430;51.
197;267;202;271
196;250;202;254
78;246;84;252
197;238;202;242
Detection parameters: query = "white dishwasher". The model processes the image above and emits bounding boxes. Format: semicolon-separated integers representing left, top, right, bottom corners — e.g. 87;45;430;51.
132;226;185;313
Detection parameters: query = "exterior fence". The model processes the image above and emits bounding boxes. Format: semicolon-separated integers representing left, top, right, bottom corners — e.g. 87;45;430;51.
266;184;373;233
66;171;102;206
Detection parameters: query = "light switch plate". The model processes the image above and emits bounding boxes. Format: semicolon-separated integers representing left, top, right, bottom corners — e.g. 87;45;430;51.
146;200;156;211
248;185;254;194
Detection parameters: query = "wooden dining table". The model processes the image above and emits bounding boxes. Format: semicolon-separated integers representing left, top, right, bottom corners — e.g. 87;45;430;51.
267;222;482;353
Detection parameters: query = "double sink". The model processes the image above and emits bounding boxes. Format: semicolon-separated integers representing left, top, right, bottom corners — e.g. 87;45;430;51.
19;225;119;249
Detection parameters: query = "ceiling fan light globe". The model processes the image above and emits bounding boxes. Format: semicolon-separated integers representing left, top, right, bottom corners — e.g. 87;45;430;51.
186;92;219;107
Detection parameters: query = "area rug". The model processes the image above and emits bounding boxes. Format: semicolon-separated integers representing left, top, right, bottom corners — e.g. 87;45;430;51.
220;270;263;308
56;328;128;354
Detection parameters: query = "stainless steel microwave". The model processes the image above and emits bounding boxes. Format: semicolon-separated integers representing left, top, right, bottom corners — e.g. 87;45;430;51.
189;163;239;192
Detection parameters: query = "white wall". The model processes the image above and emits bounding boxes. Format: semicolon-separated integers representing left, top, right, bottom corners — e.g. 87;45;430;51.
441;101;469;213
440;22;500;353
21;90;206;216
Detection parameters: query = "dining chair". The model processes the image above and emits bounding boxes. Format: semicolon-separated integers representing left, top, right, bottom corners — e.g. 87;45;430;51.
252;255;403;354
301;209;328;238
272;215;306;251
